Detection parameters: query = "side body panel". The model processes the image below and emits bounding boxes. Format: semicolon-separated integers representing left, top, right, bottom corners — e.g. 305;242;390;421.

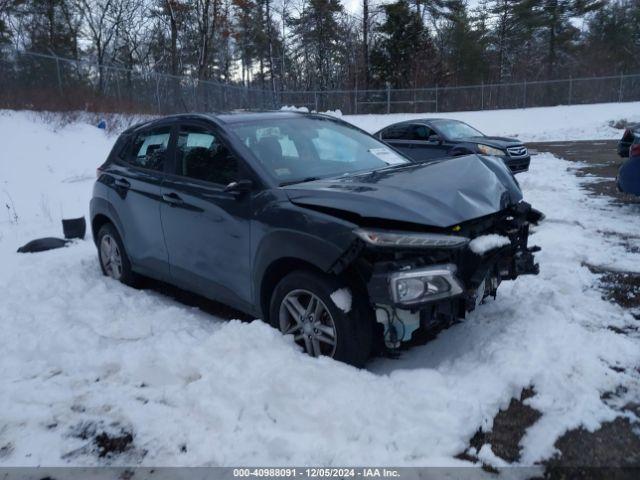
102;162;170;278
160;174;254;311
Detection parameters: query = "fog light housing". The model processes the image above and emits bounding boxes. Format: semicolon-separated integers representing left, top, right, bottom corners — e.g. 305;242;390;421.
389;264;463;306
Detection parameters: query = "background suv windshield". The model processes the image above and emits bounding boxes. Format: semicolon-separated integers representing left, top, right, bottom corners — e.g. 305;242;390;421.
229;117;408;185
433;120;484;140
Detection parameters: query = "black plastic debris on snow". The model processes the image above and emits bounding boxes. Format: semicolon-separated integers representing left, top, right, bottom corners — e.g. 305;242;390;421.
17;237;70;253
17;216;85;253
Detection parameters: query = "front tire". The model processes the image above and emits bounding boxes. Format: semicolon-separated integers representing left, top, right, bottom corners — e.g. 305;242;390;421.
269;270;373;367
97;223;138;286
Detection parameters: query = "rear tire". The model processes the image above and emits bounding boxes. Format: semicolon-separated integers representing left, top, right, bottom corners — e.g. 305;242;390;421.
269;270;373;367
97;223;139;287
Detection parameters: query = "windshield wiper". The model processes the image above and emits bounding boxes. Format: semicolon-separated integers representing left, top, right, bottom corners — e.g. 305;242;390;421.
280;176;322;187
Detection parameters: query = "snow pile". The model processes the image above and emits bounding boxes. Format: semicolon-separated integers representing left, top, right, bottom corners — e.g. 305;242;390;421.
330;288;352;313
0;110;114;229
280;105;309;113
0;111;639;467
280;106;343;118
469;234;512;255
322;109;343;119
343;101;640;142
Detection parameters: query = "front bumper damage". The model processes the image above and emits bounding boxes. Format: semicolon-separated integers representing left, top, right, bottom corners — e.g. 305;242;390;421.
355;201;543;348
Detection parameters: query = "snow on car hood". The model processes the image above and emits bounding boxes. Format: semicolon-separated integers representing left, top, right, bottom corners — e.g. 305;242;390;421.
284;154;523;228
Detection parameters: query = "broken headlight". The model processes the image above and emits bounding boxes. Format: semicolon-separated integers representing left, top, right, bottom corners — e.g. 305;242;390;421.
390;264;464;305
355;229;469;249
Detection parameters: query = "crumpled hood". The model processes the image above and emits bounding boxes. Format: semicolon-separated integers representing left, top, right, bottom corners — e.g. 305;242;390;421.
284;154;523;228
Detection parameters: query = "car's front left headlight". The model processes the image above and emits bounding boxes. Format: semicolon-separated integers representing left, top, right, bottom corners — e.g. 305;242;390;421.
355;229;469;249
477;144;505;156
390;264;464;305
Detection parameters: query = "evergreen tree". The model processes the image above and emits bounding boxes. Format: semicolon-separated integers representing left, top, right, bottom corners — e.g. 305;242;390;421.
370;0;437;88
519;0;602;78
19;0;80;57
583;0;640;75
432;0;487;85
290;0;345;91
0;0;23;48
485;0;529;82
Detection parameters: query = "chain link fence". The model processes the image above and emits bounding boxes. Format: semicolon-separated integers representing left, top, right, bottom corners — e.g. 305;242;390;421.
282;75;640;114
0;50;277;114
3;50;640;115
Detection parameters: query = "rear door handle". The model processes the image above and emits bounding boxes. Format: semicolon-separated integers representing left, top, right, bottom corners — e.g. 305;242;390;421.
114;178;130;189
162;192;184;206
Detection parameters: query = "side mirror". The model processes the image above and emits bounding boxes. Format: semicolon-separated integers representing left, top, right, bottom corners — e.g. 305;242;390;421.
428;134;442;144
224;179;253;196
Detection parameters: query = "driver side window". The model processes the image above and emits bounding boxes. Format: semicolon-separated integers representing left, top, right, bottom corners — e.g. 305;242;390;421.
407;124;433;141
175;126;238;185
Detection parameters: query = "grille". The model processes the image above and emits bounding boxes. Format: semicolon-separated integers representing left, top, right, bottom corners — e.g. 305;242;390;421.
507;146;528;157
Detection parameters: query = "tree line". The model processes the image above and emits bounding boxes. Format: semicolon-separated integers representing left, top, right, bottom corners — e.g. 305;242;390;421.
0;0;638;94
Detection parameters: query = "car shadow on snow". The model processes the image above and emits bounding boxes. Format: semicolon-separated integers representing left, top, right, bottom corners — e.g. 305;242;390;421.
133;276;254;322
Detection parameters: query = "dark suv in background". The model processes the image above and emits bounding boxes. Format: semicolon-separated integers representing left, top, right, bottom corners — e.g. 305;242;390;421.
375;118;531;173
91;112;541;367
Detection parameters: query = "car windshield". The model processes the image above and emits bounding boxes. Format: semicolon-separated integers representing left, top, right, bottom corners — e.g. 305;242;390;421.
228;116;409;186
433;120;484;140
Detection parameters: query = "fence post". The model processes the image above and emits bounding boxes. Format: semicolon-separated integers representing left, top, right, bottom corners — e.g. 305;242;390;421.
435;85;439;113
54;56;63;96
386;82;391;114
568;77;573;105
193;82;198;110
314;91;319;112
354;84;358;115
481;82;484;110
619;74;624;102
522;80;527;108
155;73;162;113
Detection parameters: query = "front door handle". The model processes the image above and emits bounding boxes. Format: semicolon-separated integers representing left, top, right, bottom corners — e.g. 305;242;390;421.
115;178;130;189
162;192;184;206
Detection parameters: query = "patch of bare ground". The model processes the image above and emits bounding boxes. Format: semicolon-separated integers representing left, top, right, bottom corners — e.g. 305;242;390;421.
457;141;640;474
584;263;640;314
528;140;640;205
457;387;541;469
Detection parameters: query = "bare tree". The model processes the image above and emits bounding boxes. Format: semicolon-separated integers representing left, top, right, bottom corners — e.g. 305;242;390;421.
77;0;130;91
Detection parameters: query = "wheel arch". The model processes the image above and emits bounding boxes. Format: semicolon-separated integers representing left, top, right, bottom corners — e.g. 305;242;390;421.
259;257;325;325
91;214;112;244
89;197;126;246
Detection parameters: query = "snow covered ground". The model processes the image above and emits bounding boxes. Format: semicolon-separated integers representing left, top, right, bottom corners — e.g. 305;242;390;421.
340;101;640;142
0;109;639;467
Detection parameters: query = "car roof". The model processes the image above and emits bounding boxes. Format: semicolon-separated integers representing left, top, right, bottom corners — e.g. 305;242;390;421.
374;118;466;135
387;118;461;126
122;110;318;134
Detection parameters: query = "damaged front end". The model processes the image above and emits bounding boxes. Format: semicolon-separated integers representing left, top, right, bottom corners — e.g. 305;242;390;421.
337;201;543;350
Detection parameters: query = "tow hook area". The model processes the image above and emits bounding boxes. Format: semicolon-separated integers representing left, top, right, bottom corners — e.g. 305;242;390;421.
516;246;541;276
374;306;421;349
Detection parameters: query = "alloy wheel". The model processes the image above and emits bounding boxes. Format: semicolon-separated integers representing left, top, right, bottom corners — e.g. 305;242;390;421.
100;234;123;280
279;289;337;357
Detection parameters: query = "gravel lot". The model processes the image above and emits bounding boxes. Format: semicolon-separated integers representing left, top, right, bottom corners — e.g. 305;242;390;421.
479;141;640;476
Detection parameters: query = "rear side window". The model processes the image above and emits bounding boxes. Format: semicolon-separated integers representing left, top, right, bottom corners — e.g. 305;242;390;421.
381;124;412;140
382;124;432;141
175;126;238;185
127;127;171;171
